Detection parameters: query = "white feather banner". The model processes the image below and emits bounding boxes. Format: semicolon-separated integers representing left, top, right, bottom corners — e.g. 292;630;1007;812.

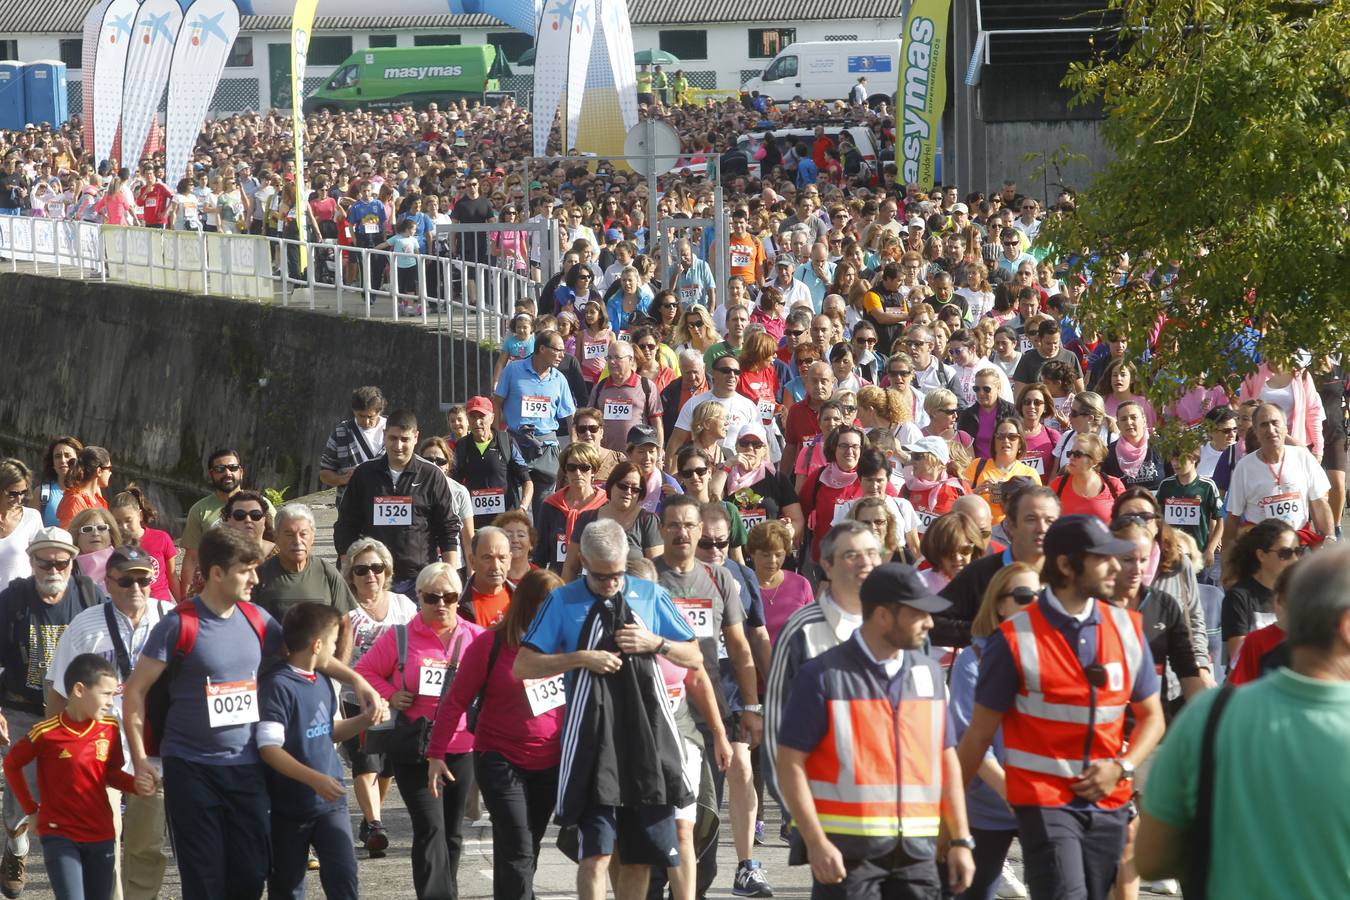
164;0;240;183
531;0;575;156
92;0;143;166
120;0;183;173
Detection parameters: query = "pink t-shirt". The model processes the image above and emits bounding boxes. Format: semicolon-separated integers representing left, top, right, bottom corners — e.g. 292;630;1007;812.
136;527;178;602
1020;426;1061;479
760;570;816;645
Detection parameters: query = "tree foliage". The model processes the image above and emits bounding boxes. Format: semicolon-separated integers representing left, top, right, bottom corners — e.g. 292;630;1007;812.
1041;0;1350;408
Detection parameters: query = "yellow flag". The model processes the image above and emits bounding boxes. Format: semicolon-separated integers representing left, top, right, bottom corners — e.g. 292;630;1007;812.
290;0;318;272
896;0;951;188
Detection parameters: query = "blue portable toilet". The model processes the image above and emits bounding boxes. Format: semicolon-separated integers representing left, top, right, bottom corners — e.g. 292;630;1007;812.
0;63;23;131
23;60;68;127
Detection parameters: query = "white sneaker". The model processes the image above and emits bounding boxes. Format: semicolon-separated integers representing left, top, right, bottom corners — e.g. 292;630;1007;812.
996;860;1029;899
1141;879;1180;895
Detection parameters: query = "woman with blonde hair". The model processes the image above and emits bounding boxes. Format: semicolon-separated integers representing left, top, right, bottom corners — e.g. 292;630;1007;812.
857;385;922;443
690;399;729;467
674;304;718;355
951;562;1041;900
533;441;606;572
1051;389;1117;471
1047;431;1124;522
923;388;973;450
850;496;907;562
70;507;124;585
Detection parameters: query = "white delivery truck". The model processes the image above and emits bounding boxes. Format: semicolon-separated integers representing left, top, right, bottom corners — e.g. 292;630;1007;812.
744;39;900;105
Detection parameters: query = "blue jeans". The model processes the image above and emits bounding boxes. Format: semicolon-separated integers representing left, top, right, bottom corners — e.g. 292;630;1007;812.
269;807;357;900
41;836;115;900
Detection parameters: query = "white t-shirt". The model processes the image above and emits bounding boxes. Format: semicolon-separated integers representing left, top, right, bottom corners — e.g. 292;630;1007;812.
1227;446;1329;529
673;389;761;454
1259;381;1295;418
831;494;920;537
1198;442;1225;481
346;592;419;701
0;508;45;587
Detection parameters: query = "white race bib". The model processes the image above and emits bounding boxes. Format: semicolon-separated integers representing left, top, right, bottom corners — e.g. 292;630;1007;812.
524;675;567;716
555;534;568;561
910;665;934;698
758;399;776;424
676;597;715;638
604;400;634;420
206;676;258;728
363;222;379;234
1018;335;1035;353
1020;454;1045;475
418;658;449;696
134;205;144;216
373;496;412;526
731;251;751;268
678;284;699;303
740;508;767;530
665;680;686;709
1164;498;1201;527
915;507;937;534
584;341;608;360
471;488;506;517
520;395;552;419
1258;492;1302;525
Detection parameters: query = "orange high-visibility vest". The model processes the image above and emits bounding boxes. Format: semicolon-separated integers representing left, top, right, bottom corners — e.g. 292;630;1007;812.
801;639;946;859
999;600;1144;809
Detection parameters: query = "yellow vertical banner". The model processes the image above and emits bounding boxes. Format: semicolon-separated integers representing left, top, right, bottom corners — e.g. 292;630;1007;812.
291;0;318;271
896;0;950;188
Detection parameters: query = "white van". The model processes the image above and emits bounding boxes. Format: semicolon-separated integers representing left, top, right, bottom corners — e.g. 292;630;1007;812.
744;40;900;105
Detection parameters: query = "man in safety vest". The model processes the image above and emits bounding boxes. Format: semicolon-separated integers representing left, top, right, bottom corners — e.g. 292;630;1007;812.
776;563;976;898
956;515;1166;900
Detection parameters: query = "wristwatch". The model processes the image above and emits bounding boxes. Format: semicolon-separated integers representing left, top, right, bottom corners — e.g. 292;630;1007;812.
657;639;672;656
1114;757;1136;781
740;704;764;715
948;836;976;851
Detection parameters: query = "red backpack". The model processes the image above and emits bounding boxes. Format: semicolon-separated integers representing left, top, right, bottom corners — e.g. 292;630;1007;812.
143;600;266;757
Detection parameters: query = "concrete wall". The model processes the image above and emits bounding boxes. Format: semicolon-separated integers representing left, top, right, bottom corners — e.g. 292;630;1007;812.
0;272;493;505
976;119;1109;203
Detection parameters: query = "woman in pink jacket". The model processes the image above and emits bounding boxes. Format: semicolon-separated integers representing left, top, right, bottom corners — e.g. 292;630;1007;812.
355;562;485;900
1239;357;1325;460
427;568;565;900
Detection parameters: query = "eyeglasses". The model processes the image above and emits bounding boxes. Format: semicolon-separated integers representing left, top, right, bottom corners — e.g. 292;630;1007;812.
113;575;154;588
1002;241;1020;247
4;489;25;501
889;369;913;379
1070;409;1093;418
210;463;242;474
33;558;71;572
1000;586;1037;605
576;424;602;435
1272;546;1306;560
420;591;460;606
680;467;709;479
840;405;858;415
613;481;643;495
423;456;448;466
78;524;111;535
905;339;929;347
697;538;730;550
228;509;267;522
352;563;387;576
565;462;594;473
715;366;741;376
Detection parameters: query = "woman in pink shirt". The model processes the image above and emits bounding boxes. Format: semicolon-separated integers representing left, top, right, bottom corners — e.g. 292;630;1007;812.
355;563;485;900
426;569;564;900
93;177;136;225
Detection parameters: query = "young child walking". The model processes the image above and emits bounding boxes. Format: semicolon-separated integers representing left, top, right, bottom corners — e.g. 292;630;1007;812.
3;653;152;900
258;602;384;900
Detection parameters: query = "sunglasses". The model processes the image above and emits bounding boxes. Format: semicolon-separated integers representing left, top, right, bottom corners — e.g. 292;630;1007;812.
1119;511;1160;523
973;385;995;394
565;462;594;473
78;524;111;535
1272;546;1307;560
698;538;730;550
420;591;460;606
613;482;643;494
423;456;448;466
210;464;242;474
636;342;658;351
786;329;805;337
715;366;741;376
889;369;913;379
113;575;154;588
996;432;1020;441
680;467;709;478
228;509;267;522
855;337;877;346
736;438;765;449
352;562;387;576
576;424;602;434
5;489;26;501
33;556;72;571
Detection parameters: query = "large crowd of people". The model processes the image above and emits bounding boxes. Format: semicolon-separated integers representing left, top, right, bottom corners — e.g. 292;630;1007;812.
1;85;1347;900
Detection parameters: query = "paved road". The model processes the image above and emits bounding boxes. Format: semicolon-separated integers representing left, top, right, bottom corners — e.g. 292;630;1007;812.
8;489;1173;898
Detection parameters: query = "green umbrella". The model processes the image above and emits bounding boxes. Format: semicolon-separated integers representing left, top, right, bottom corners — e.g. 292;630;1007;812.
634;49;681;66
515;46;536;66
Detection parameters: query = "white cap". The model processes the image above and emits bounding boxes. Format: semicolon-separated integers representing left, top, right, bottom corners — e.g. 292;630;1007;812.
901;435;950;465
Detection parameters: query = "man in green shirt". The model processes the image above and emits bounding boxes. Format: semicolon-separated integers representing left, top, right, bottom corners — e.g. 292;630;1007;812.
179;448;273;596
1137;544;1350;898
252;502;357;624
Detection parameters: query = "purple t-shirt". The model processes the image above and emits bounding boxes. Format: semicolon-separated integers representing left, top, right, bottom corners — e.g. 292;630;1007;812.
975;406;1000;459
760;571;816;646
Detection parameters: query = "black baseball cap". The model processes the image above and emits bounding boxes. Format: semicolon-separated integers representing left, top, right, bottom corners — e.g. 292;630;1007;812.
860;564;951;614
107;547;156;573
626;424;660;448
1042;514;1135;564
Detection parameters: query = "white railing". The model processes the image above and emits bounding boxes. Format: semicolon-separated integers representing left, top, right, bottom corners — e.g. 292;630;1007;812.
0;215;541;345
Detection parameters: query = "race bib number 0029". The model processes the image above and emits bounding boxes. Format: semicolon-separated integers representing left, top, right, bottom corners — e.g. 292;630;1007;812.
206;677;258;728
373;496;412;527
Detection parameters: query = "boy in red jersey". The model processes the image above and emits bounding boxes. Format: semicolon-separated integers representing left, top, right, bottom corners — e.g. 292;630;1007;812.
3;654;152;900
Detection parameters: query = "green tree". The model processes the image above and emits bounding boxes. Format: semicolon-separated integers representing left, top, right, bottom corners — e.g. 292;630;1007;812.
1041;0;1350;410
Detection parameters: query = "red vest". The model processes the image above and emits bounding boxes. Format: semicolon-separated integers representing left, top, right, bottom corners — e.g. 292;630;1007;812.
999;600;1143;809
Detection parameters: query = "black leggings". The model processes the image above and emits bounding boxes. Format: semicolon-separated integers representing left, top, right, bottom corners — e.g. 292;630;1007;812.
392;753;475;900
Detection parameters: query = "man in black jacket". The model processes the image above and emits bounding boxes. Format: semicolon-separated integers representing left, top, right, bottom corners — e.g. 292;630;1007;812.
935;485;1059;646
334;409;462;594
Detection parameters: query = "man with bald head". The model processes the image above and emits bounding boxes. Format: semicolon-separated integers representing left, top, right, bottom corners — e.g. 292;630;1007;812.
784;361;837;476
1223;401;1334;549
950;494;994;554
